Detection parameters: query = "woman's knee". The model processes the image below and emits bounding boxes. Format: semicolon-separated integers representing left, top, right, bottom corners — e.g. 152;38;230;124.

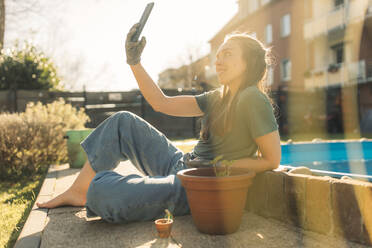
112;111;137;122
109;111;140;130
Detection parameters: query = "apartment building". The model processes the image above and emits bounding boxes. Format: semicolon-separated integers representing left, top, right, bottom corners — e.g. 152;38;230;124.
207;0;305;92
205;0;307;135
304;0;372;89
158;0;372;135
206;0;372;135
159;0;301;92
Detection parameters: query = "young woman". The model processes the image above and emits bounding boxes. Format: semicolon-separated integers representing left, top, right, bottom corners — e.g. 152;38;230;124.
37;23;281;223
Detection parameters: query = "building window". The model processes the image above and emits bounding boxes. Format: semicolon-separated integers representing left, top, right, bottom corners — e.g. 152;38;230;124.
261;0;271;6
265;24;273;44
331;43;344;64
281;59;291;81
281;14;291;37
334;0;344;7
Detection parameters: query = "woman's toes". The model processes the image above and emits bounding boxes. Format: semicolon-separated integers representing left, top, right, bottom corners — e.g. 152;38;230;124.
36;189;86;209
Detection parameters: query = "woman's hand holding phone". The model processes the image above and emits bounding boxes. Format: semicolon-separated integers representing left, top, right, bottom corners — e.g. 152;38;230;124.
125;23;146;65
125;2;153;65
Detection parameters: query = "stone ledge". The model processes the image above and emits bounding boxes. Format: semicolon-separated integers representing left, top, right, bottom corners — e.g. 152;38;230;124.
14;165;60;248
305;176;332;235
246;170;372;246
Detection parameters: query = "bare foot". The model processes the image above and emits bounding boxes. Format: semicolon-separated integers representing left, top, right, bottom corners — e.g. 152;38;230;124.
36;188;86;209
37;161;95;209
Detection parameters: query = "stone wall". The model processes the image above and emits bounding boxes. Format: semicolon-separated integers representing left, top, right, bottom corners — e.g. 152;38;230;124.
245;170;372;246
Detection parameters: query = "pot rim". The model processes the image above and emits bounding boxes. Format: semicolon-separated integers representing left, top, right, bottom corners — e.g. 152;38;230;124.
154;218;173;225
177;167;256;181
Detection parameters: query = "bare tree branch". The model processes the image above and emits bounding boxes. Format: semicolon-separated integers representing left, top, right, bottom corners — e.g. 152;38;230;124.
0;0;5;50
6;0;41;15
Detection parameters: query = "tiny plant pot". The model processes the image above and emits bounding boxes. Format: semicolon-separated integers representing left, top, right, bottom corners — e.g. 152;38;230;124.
154;218;173;238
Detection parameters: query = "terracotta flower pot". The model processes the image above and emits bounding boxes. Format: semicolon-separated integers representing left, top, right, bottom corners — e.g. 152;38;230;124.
177;167;255;235
154;218;173;238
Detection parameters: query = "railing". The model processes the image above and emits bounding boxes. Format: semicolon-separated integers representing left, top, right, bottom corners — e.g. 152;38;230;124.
304;60;366;89
366;60;372;79
0;89;202;138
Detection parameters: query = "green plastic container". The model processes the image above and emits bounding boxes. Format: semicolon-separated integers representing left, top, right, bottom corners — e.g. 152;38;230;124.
65;129;93;168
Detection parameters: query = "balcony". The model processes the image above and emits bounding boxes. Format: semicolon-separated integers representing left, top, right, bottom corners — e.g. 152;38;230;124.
304;60;367;89
304;1;370;40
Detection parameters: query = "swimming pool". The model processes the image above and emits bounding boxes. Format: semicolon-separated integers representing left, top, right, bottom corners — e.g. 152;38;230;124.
279;140;372;182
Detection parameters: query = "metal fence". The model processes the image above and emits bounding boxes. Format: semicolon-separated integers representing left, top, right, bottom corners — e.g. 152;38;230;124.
0;89;201;138
1;85;371;138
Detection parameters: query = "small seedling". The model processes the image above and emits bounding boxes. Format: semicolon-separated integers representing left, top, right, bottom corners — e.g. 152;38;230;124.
155;209;174;239
164;209;173;222
210;155;235;177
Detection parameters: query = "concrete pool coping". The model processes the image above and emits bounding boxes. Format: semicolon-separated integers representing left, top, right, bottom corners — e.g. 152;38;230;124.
280;164;372;182
281;138;372;144
14;162;372;248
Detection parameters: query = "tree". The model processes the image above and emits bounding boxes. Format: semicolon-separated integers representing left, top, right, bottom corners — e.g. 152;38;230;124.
0;0;53;52
1;0;117;91
0;42;61;90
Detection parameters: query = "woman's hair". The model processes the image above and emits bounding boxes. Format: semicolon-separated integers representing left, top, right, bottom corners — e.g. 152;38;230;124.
200;32;276;140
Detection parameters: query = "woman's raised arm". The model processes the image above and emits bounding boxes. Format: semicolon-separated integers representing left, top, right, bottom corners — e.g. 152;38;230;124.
130;64;204;117
126;23;203;117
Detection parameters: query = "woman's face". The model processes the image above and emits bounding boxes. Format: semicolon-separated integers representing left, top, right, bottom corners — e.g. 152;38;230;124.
215;39;247;87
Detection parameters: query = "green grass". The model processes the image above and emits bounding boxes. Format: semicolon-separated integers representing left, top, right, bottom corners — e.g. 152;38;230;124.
0;171;47;248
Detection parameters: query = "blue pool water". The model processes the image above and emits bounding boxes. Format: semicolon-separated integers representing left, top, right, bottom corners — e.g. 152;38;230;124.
279;140;372;182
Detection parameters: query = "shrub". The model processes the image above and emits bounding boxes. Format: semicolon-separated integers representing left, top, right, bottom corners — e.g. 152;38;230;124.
0;42;61;90
0;99;90;180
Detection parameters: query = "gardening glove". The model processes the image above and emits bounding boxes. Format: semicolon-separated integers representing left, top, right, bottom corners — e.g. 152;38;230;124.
183;153;212;168
125;23;147;65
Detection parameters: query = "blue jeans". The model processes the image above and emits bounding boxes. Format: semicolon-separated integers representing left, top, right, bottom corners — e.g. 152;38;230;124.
81;111;190;223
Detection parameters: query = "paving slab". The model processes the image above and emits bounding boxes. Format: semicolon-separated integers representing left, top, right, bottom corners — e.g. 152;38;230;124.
16;162;370;248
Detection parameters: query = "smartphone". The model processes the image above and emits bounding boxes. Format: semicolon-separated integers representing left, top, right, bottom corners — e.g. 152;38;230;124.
131;2;154;42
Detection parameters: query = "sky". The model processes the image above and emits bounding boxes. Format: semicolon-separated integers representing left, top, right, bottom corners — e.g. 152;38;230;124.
5;0;238;91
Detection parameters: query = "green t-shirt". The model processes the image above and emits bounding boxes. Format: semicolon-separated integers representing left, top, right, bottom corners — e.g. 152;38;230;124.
192;85;278;161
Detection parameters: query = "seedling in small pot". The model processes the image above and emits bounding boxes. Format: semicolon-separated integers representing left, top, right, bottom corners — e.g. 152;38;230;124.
164;209;173;221
210;155;235;177
154;209;174;238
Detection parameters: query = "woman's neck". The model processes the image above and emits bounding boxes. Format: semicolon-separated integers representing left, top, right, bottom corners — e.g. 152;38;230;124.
228;84;240;100
227;76;244;98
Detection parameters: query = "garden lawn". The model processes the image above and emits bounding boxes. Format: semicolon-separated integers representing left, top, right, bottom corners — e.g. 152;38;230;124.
0;171;47;248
